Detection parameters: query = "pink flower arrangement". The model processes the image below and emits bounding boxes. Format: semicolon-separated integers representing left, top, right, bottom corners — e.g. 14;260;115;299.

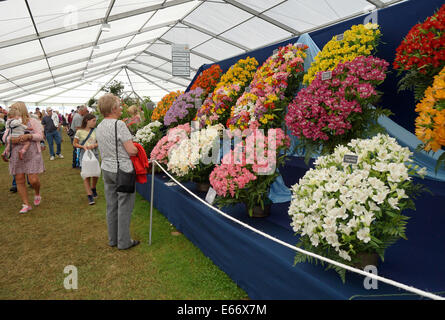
285;55;390;154
223;128;291;172
210;128;290;216
150;123;191;165
210;164;257;198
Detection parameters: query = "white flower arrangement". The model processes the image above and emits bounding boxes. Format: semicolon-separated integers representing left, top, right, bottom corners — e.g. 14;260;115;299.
168;124;223;181
133;121;165;164
288;134;427;281
134;121;163;145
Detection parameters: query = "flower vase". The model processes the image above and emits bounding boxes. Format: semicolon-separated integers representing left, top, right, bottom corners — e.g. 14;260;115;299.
353;252;379;270
196;182;211;193
246;203;271;218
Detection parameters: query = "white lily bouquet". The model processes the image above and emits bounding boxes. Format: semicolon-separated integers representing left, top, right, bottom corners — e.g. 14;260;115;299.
168;124;223;183
288;134;427;281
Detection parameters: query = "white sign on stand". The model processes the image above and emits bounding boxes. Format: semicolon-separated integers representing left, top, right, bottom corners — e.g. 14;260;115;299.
172;44;190;77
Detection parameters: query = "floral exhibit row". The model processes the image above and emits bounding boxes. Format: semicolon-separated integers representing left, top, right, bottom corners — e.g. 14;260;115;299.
130;5;444;280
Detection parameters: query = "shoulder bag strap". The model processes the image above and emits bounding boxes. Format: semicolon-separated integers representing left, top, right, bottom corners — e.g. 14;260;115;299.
115;120;119;171
80;128;94;146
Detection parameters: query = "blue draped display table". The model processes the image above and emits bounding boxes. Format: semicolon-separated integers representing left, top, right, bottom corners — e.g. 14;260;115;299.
136;157;445;300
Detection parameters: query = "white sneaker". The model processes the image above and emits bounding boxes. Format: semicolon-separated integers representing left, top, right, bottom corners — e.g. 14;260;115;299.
50;156;55;160
19;204;32;214
57;154;64;159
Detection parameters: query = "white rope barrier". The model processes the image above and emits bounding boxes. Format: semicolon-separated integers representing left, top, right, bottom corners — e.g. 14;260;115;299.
148;160;445;300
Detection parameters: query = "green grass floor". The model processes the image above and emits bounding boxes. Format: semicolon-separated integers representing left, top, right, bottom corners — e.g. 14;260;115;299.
0;132;247;299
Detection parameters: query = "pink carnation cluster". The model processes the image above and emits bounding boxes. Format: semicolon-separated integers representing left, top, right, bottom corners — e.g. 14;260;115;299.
209;164;257;198
285;56;389;141
150;123;191;164
210;128;290;198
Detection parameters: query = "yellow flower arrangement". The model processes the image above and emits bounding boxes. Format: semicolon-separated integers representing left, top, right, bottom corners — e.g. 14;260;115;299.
217;57;258;89
415;66;445;152
303;23;382;85
151;90;184;121
195;57;258;127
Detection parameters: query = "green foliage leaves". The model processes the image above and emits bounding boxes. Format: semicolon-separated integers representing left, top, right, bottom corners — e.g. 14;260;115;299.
101;80;125;97
397;69;436;102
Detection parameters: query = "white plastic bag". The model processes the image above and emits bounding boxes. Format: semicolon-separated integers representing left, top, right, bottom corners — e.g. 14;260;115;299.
81;150;101;179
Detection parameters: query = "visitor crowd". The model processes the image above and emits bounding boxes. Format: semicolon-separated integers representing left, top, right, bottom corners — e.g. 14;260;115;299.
1;96;144;250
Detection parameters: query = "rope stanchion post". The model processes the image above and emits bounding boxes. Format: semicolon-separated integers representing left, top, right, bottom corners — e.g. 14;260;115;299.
149;161;155;246
150;160;445;300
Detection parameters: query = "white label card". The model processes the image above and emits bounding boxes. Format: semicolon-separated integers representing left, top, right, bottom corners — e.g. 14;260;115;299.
343;154;358;165
336;33;344;41
165;181;177;187
321;71;332;81
205;187;217;205
273;49;278;55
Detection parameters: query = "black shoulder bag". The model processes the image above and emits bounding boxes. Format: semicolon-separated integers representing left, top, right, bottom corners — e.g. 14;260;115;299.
115;120;136;193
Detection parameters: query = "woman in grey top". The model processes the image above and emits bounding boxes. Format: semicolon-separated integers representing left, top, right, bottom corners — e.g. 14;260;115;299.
96;93;140;250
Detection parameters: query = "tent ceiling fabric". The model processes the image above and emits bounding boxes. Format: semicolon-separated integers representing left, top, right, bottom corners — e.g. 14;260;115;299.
0;0;404;106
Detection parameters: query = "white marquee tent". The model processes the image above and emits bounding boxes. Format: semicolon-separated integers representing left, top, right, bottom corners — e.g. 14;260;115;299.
0;0;403;110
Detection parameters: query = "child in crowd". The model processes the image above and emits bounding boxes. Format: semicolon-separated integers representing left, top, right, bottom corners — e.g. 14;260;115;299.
124;105;142;134
72;113;100;205
2;108;33;161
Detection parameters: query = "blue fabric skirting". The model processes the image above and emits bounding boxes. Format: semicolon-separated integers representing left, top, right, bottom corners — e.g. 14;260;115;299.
137;167;445;300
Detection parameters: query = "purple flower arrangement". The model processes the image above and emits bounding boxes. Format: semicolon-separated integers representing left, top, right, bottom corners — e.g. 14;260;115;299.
164;87;205;127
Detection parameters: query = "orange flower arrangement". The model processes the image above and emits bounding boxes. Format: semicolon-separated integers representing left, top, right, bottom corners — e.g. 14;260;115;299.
151;90;183;122
415;66;445;153
191;64;223;96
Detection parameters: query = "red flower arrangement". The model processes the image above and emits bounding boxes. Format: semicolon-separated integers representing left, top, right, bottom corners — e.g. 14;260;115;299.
191;64;223;96
394;4;445;100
